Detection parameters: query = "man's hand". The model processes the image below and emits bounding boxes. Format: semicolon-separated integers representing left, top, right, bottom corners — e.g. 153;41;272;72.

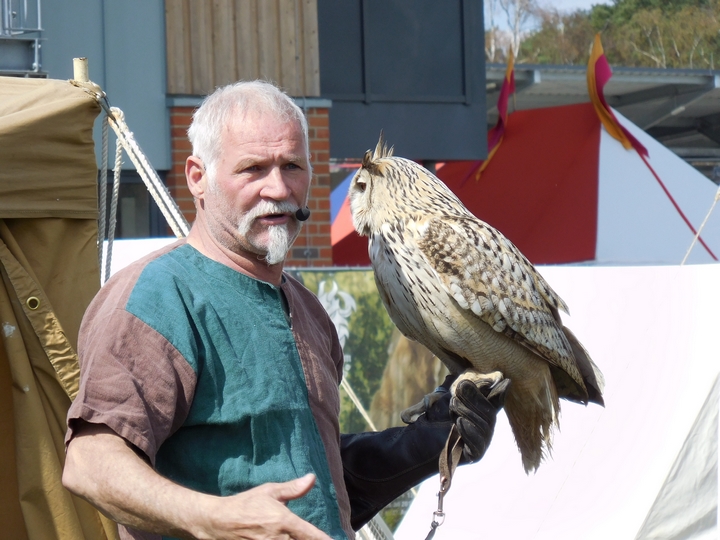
342;374;508;530
449;376;510;463
197;474;332;540
63;423;331;540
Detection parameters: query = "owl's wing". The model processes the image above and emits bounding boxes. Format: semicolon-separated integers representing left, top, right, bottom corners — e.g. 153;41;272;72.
415;216;577;372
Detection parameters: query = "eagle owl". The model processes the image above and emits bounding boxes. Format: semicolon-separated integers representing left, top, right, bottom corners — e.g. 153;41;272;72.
348;136;605;473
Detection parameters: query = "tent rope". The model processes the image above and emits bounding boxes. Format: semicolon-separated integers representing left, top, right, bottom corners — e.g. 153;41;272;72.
103;140;123;284
103;104;190;238
637;153;718;262
98;115;108;272
71;80;190;279
340;377;378;432
681;185;720;265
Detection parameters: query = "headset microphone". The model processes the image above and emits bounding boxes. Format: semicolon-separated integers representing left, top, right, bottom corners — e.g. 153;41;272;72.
295;207;311;221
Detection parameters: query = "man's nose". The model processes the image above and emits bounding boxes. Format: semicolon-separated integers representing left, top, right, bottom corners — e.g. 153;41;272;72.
260;167;292;200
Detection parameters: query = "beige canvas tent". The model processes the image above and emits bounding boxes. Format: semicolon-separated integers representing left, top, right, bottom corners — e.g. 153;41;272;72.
0;75;118;539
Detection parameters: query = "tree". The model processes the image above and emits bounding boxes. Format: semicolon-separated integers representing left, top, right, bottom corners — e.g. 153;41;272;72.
340;289;395;433
486;0;500;62
485;0;540;62
297;270;395;433
508;0;720;68
499;0;539;60
609;4;720;68
520;8;595;64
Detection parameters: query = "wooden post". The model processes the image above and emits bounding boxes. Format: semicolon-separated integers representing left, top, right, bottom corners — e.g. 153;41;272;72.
73;57;89;83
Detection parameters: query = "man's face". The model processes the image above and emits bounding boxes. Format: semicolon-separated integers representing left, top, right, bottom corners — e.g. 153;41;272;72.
203;109;311;265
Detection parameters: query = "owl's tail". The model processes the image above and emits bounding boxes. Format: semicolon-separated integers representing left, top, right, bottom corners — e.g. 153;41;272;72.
563;325;605;406
503;363;560;474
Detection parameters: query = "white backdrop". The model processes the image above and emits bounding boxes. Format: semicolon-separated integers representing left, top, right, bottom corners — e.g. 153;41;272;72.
396;264;720;540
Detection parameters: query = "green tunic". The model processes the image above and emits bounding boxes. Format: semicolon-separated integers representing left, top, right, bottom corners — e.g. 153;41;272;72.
67;242;351;539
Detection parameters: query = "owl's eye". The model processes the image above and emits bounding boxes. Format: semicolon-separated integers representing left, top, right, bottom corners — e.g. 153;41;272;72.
356;180;367;192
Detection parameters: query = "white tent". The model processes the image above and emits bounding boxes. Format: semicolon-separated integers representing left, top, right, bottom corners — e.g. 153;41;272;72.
596;110;720;265
396;263;720;540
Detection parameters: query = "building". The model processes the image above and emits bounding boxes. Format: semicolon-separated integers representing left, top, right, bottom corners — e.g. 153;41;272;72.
0;0;487;268
3;0;719;264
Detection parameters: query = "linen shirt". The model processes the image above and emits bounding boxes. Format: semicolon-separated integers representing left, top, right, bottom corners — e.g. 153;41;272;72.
66;241;353;539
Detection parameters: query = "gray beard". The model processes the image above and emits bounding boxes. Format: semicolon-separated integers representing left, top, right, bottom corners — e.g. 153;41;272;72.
262;224;293;265
236;200;299;265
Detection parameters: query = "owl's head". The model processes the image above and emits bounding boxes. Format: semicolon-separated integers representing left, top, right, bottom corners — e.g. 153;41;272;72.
348;133;395;236
349;133;469;236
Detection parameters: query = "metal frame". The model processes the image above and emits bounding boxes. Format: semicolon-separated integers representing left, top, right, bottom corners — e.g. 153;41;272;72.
0;0;43;75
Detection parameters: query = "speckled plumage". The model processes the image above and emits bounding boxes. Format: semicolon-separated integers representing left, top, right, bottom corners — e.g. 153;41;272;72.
349;136;605;472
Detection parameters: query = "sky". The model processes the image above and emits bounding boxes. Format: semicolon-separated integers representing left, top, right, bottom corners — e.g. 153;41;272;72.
541;0;612;11
490;0;613;32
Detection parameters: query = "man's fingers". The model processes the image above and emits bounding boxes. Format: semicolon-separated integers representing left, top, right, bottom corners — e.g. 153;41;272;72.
264;473;317;504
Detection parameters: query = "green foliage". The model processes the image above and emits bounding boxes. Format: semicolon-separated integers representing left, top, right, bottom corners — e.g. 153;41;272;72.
612;3;720;67
518;0;720;68
380;506;405;531
340;287;394;433
299;269;395;434
595;0;714;29
520;10;596;64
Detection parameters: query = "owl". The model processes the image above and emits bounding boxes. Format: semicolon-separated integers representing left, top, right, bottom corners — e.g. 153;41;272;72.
348;136;605;473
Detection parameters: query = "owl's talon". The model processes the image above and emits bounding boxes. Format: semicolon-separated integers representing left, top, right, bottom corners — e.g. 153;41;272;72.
487;378;512;401
450;370;504;395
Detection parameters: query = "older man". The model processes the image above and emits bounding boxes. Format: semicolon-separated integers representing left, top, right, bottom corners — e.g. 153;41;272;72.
62;81;504;540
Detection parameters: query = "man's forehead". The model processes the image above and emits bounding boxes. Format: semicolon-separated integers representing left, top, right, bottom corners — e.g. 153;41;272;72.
222;107;306;145
229;105;300;129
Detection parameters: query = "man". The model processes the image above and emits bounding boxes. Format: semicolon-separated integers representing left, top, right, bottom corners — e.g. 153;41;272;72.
63;81;505;540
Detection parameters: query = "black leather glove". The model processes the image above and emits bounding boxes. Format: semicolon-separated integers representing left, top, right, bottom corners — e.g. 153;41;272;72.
341;373;509;530
451;376;509;463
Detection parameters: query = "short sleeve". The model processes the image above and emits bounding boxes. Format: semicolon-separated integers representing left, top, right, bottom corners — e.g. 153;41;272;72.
66;264;196;464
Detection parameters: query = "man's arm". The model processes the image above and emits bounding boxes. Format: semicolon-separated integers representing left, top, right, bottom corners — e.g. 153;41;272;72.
63;422;332;540
341;376;509;530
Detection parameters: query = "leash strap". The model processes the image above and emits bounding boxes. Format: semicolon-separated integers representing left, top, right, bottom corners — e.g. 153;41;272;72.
424;425;463;539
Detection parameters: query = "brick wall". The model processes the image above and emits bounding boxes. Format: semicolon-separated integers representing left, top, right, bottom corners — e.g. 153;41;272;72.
167;107;196;222
166;106;333;267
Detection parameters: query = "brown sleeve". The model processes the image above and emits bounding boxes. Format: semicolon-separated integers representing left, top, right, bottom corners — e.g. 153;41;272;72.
66;250;196;465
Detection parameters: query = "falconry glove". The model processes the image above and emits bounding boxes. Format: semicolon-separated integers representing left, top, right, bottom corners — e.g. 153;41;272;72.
451;376;510;463
341;374;508;530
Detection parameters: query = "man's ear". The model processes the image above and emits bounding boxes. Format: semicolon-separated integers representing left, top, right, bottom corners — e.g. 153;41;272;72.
186;156;207;199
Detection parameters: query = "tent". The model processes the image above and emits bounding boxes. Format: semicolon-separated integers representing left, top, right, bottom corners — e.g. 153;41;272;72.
0;76;118;539
331;102;720;266
395;263;720;540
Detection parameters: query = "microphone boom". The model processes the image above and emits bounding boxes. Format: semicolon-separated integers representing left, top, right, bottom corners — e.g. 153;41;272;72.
295;207;311;221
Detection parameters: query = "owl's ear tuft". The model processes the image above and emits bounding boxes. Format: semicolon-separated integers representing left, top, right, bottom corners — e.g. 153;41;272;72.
362;149;374;168
362;131;393;176
372;130;394;160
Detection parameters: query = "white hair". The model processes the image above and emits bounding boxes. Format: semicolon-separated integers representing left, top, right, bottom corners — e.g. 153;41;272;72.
187;80;311;180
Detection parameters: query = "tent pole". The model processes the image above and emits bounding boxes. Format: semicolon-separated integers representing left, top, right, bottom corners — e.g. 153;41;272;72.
73;57;89;83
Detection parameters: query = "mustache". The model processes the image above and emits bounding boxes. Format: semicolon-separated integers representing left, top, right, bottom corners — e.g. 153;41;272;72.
244;200;299;222
236;200;301;237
